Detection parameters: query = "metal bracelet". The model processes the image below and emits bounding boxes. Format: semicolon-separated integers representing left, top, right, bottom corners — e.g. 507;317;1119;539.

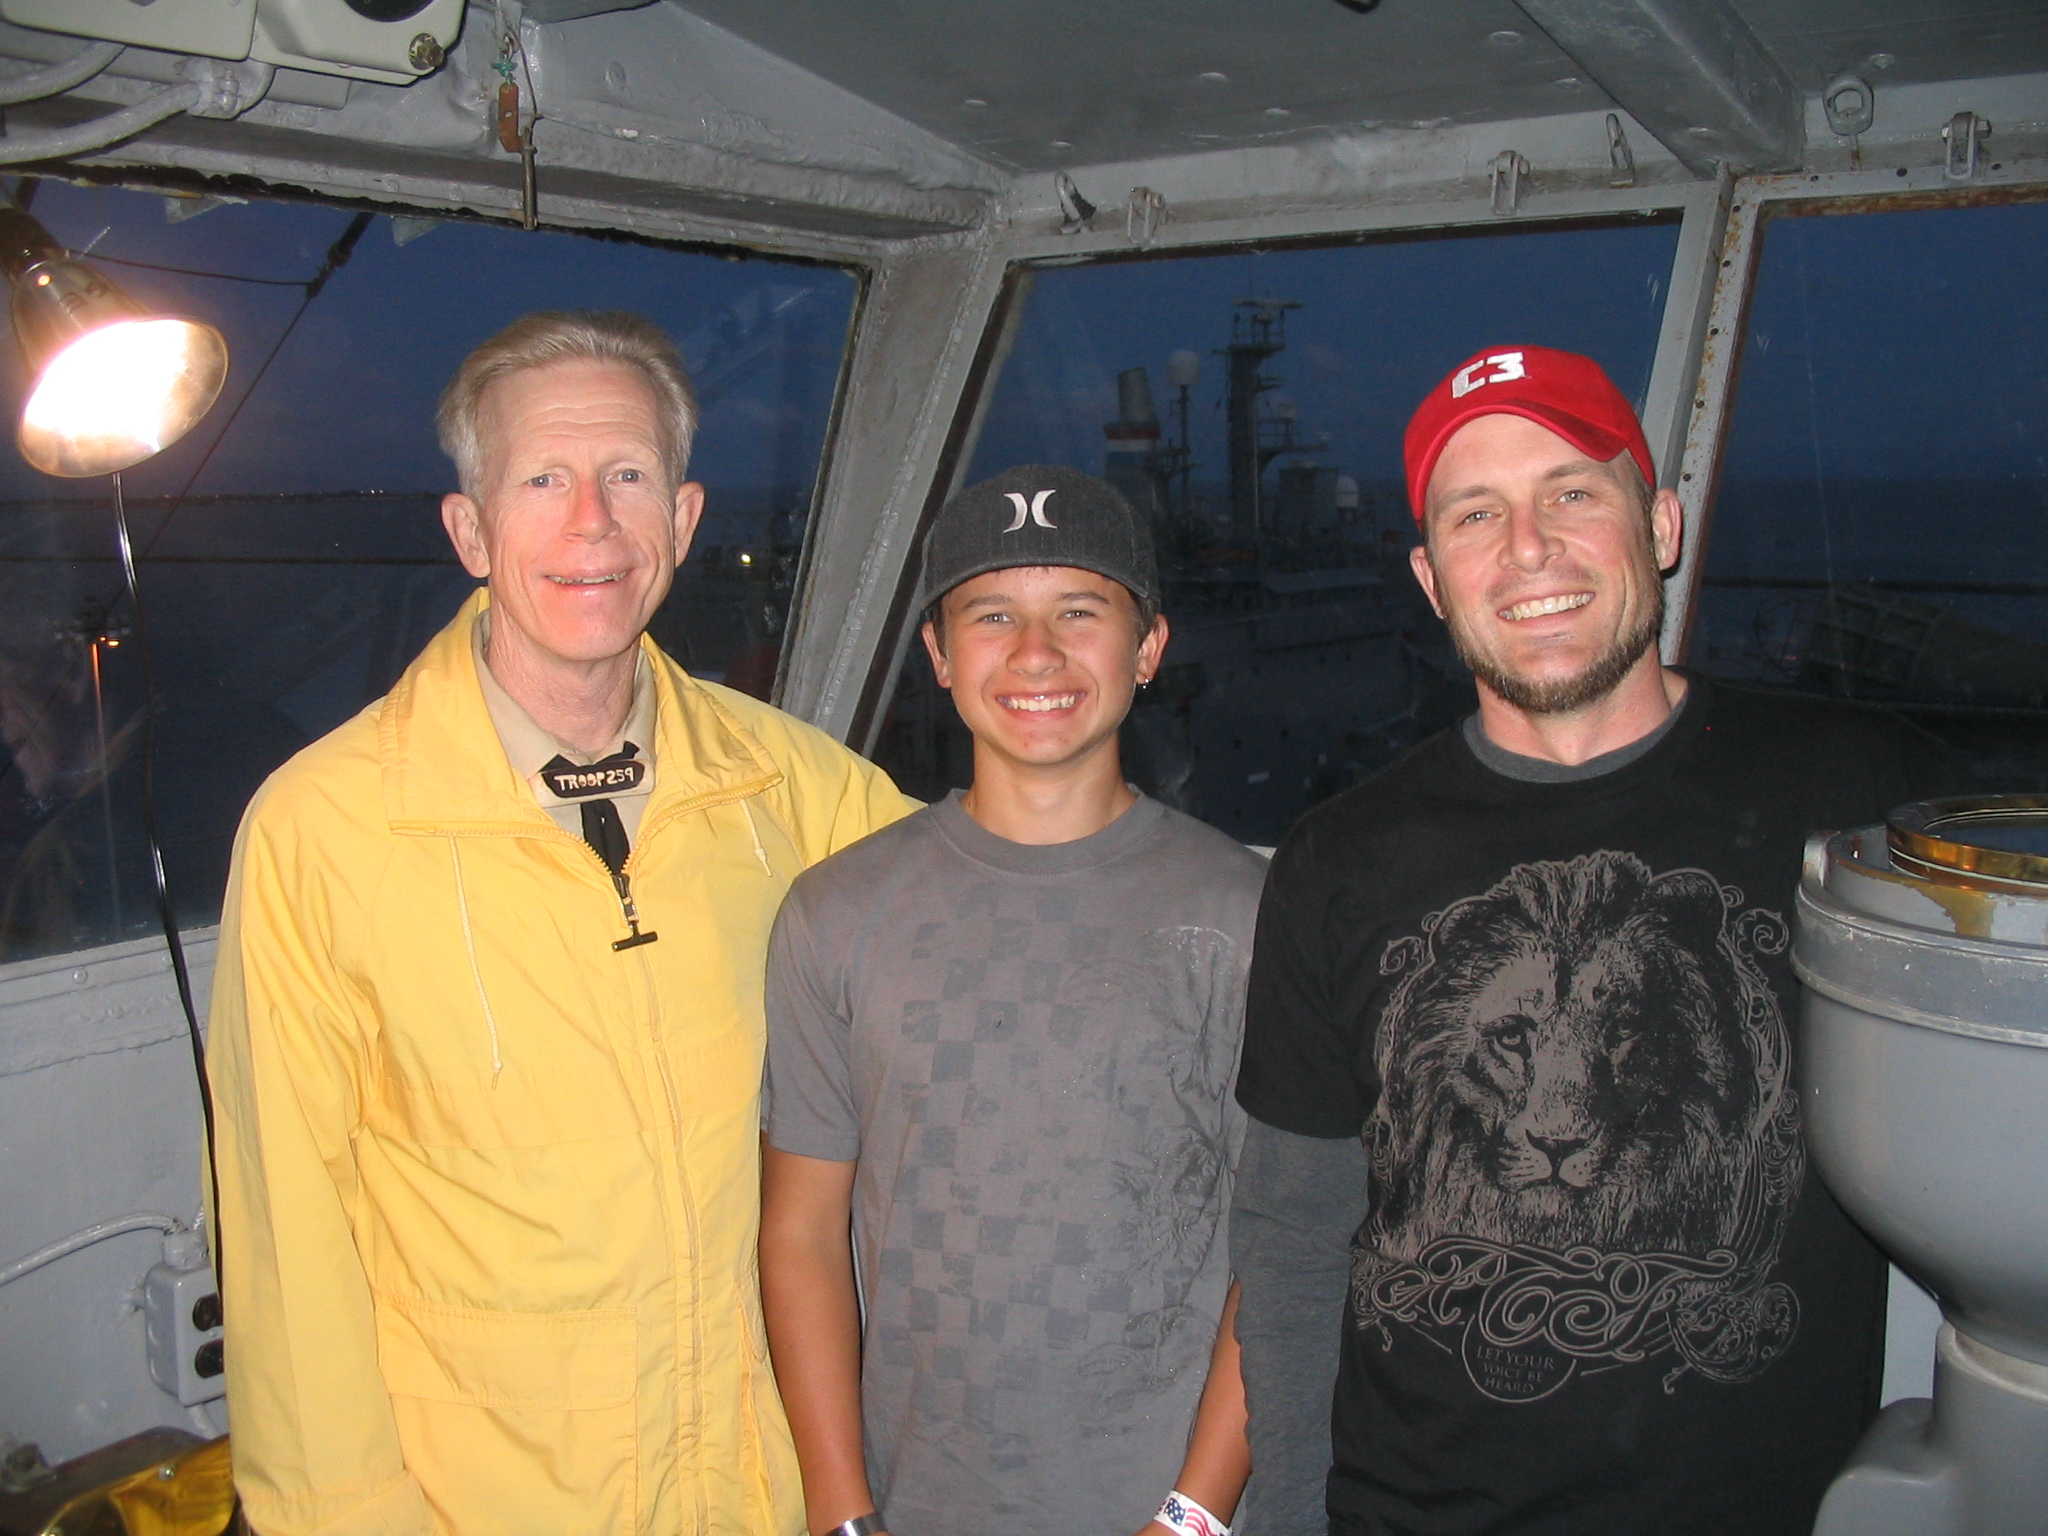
820;1513;885;1536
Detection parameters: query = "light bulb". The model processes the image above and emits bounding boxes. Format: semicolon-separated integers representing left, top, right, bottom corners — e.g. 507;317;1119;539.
0;207;231;478
19;317;228;478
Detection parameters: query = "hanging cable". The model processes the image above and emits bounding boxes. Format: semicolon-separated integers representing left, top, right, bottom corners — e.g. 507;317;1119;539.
0;40;123;107
87;251;306;287
100;209;376;1266
110;470;219;1259
12;174;305;289
0;1211;181;1289
138;209;374;559
0;81;202;167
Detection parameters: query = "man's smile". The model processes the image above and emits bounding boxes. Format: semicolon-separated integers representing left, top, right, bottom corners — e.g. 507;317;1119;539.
1499;591;1593;622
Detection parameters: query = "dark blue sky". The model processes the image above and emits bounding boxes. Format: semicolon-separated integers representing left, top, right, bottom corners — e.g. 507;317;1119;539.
0;180;857;510
1707;199;2048;588
972;201;2046;499
2;182;2040;519
972;219;1682;493
1728;200;2048;485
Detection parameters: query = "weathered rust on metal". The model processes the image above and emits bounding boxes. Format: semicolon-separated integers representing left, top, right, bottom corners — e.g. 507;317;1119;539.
1667;184;1759;663
1763;183;2048;221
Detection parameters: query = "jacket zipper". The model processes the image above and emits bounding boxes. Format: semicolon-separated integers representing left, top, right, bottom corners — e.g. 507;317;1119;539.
607;866;658;951
602;775;777;951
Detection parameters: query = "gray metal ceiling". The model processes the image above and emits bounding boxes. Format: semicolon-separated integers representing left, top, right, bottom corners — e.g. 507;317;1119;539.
1743;0;2048;90
672;0;2048;173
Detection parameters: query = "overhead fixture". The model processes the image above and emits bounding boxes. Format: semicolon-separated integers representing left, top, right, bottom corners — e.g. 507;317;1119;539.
0;207;229;478
1055;171;1097;233
1823;73;1875;138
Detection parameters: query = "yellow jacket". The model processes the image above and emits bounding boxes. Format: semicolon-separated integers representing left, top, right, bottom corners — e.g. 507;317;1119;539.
208;592;914;1536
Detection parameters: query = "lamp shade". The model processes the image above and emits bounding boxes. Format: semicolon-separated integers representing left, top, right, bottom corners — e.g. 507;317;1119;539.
0;208;228;478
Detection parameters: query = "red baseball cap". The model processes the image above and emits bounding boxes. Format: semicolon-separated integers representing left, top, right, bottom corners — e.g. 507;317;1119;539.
1403;345;1654;525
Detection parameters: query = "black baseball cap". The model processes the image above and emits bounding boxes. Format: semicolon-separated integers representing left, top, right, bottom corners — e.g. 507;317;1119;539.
920;463;1160;612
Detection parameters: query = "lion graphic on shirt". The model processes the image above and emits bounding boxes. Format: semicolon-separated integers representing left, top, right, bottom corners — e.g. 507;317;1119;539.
1354;851;1802;1402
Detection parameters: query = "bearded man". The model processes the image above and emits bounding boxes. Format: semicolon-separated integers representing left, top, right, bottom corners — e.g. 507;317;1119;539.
206;311;912;1536
1228;347;1947;1536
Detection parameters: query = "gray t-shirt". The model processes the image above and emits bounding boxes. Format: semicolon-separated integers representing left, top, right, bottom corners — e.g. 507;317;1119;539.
765;791;1268;1536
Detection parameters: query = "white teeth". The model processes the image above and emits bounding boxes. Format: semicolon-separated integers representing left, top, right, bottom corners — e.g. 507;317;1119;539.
1003;694;1078;713
1502;592;1593;621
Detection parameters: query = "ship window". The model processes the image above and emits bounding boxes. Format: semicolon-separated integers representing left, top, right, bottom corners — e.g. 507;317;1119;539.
0;181;856;964
1690;197;2048;788
870;220;1681;844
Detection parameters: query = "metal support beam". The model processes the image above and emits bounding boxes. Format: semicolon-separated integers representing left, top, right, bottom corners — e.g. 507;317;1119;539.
1664;179;1765;660
776;240;1010;740
1513;0;1803;176
1644;169;1734;660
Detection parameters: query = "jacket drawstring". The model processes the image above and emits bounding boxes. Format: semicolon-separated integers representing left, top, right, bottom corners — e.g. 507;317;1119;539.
449;838;504;1083
741;799;772;876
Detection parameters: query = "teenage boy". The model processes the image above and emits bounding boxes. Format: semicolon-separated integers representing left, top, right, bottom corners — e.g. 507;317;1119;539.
761;465;1266;1536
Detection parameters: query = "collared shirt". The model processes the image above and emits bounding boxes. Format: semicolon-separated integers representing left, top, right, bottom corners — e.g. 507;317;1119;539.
472;609;659;847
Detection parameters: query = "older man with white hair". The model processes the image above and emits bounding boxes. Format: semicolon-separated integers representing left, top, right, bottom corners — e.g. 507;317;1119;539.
207;310;913;1536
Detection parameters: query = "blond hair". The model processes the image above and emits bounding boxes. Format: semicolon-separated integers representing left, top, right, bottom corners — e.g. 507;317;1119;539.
436;310;698;496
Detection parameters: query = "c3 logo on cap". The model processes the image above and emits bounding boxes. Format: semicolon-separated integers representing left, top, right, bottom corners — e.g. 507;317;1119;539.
1450;351;1527;399
1001;489;1058;532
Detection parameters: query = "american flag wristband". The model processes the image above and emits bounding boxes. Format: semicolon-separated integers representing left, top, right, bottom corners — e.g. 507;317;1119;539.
1155;1491;1230;1536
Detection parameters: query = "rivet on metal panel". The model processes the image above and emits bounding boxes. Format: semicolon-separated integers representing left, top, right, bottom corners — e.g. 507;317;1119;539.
1606;115;1636;189
1490;151;1530;217
1942;112;1991;182
1126;187;1167;246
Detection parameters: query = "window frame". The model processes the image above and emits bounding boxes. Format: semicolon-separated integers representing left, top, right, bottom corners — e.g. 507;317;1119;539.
832;162;2048;751
5;153;2046;991
0;173;871;978
1664;170;2048;661
846;179;1727;755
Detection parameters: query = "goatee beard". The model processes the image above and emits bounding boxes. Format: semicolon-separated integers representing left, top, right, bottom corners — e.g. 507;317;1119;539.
1451;585;1665;716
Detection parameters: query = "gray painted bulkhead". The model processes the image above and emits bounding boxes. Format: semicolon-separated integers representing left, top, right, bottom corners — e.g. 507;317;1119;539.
0;0;2043;1473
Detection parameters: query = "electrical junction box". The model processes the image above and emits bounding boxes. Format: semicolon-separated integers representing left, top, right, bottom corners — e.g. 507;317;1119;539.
142;1230;225;1408
0;0;255;62
0;0;465;86
252;0;466;85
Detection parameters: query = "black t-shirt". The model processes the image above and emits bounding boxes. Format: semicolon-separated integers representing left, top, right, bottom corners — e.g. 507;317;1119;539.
1236;676;1949;1536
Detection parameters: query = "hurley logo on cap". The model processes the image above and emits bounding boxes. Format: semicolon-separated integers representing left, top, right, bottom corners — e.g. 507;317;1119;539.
1001;489;1058;532
1450;351;1528;399
539;743;646;799
921;464;1159;609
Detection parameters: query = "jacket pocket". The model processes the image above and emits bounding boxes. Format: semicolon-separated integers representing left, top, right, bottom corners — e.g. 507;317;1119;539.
376;1292;638;1533
733;1283;804;1536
